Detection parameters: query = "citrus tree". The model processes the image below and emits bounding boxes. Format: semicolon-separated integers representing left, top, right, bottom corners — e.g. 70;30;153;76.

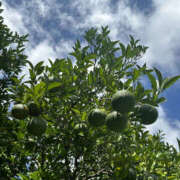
1;17;180;179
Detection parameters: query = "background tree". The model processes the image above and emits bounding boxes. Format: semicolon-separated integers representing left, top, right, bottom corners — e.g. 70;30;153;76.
0;1;28;178
0;1;28;114
1;9;180;179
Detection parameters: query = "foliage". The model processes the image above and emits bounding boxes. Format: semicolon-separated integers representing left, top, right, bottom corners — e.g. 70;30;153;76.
0;2;28;178
1;8;180;179
0;1;28;124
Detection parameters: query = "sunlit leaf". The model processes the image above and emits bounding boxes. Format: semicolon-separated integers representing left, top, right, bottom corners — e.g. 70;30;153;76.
119;43;126;57
161;75;180;92
147;72;157;91
156;97;166;104
154;67;163;88
47;82;61;91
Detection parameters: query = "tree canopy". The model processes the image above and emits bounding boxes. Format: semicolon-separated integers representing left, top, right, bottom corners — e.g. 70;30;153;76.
1;3;180;179
0;1;28;122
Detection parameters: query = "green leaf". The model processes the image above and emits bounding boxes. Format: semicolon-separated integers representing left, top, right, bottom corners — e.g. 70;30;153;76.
29;171;41;180
126;44;131;58
33;81;46;97
147;72;157;91
161;75;180;92
72;108;81;115
29;69;36;82
47;82;61;91
167;176;177;180
177;138;180;152
25;59;34;70
34;61;44;75
48;58;53;67
17;174;29;180
156;97;166;104
154;67;163;88
112;56;123;69
124;79;132;89
135;81;145;99
84;53;97;61
82;111;87;121
119;43;126;57
133;69;141;81
129;35;135;47
88;72;93;86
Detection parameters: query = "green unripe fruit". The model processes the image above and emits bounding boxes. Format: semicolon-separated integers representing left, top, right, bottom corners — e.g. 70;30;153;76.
111;90;135;114
28;102;41;117
11;104;29;119
27;117;47;136
88;109;107;127
106;111;128;132
135;104;158;125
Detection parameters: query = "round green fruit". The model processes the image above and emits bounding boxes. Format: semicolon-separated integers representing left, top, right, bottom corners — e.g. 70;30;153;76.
106;111;128;132
28;102;41;117
11;104;29;119
111;90;135;114
135;104;158;125
27;117;47;136
88;109;107;127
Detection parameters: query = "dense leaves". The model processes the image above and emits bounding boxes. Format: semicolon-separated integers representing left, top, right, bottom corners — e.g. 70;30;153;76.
0;1;28;111
1;5;180;179
0;3;28;179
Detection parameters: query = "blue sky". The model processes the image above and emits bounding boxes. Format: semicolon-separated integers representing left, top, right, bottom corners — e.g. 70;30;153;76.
2;0;180;149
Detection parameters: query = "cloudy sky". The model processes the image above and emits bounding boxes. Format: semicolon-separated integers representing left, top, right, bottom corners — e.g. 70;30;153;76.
1;0;180;149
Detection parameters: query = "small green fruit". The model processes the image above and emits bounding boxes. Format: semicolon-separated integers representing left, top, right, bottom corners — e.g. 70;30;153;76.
135;104;158;125
28;102;41;116
88;109;107;127
27;117;47;136
106;111;128;132
11;104;29;119
111;90;135;114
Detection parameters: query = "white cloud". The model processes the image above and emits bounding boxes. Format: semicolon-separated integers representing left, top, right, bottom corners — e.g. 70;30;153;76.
145;106;180;150
26;39;73;66
1;2;28;35
72;0;146;41
26;40;56;65
35;0;51;17
55;39;74;58
143;0;180;73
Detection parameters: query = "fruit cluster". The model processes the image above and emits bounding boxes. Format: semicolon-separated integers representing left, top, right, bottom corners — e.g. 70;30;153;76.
11;90;158;136
11;102;46;136
88;90;158;133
